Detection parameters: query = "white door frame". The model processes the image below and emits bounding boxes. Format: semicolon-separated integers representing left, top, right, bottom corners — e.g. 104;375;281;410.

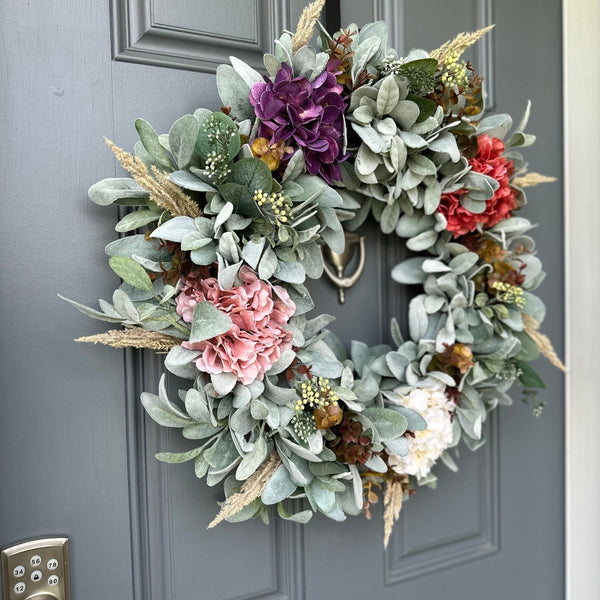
563;1;600;598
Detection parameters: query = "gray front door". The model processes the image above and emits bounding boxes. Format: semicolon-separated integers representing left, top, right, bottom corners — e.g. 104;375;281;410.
0;0;563;598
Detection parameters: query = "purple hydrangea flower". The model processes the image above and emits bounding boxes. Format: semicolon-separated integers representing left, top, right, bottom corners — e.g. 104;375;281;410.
249;61;348;183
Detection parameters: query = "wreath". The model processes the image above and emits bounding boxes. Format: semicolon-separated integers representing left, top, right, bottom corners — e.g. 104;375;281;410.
62;0;564;546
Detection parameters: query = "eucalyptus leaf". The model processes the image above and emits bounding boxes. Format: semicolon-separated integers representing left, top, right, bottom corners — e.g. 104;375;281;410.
516;361;546;389
230;157;272;193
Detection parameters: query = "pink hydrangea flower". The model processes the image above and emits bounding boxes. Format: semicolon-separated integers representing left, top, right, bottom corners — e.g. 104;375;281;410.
176;266;296;385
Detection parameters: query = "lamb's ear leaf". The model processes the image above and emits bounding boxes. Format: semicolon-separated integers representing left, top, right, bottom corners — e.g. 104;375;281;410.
189;302;233;343
216;64;254;121
168;114;200;169
277;502;313;524
88;178;149;206
229;56;264;88
261;464;297;505
361;408;408;441
109;256;153;292
135;118;174;170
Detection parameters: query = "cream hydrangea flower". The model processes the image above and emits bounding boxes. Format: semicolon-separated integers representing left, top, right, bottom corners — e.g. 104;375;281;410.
387;380;454;481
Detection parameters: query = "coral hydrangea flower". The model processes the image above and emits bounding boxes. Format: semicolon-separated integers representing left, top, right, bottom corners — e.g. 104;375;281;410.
176;266;295;385
386;380;454;481
249;61;347;183
438;135;518;237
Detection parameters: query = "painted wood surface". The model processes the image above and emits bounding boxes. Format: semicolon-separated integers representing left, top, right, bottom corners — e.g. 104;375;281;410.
0;1;563;598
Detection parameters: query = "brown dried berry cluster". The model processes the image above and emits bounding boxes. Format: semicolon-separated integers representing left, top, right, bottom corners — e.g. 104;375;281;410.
465;236;526;295
329;417;375;465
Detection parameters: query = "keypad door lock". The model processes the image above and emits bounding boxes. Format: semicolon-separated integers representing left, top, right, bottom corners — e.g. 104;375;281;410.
1;537;70;600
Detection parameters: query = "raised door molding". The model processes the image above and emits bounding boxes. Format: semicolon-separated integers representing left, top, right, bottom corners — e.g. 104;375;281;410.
372;0;404;54
385;415;500;584
376;1;499;584
474;0;495;110
124;349;305;600
374;0;495;109
110;0;291;73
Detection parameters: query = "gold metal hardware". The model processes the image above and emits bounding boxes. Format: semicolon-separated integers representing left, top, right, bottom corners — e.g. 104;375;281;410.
322;232;366;304
1;537;70;600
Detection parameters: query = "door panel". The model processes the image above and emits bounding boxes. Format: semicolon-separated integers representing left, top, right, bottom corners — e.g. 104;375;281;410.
0;0;563;599
0;0;134;598
111;0;293;72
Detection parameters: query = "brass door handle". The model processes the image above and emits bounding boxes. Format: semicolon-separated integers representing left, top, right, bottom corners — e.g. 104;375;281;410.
322;232;367;304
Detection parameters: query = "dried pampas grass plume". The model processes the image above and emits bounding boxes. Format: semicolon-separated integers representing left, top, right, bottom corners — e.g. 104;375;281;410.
430;25;494;63
513;172;557;188
208;453;282;529
523;314;566;372
292;0;326;53
383;477;406;548
105;138;202;218
76;328;181;352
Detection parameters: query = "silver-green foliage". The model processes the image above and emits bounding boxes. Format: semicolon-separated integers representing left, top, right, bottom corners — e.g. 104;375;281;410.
343;71;461;234
149;315;422;523
64;16;553;525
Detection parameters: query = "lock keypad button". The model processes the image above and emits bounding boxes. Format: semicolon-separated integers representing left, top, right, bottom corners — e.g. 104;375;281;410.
30;554;42;567
47;558;59;570
30;569;43;582
13;581;26;594
12;565;25;578
48;574;60;585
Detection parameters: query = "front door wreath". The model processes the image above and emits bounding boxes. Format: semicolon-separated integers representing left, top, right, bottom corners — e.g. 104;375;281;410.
62;0;563;546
